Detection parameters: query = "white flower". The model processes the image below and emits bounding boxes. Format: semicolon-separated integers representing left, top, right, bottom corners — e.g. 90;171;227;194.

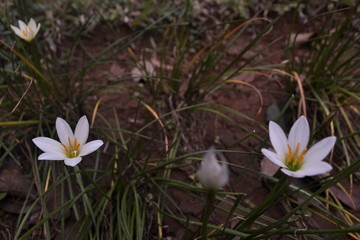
131;60;155;83
261;115;336;178
198;147;229;189
32;116;103;167
11;18;41;42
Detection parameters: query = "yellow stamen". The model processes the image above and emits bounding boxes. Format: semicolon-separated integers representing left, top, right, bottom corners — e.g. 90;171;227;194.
294;143;300;157
286;144;293;162
285;143;307;171
61;137;81;158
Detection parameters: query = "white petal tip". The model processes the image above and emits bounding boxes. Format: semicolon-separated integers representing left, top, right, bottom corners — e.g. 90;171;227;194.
64;157;82;167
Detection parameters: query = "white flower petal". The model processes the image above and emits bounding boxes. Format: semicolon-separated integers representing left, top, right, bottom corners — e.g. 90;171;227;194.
56;117;74;144
281;168;306;178
288;116;309;152
131;68;142;82
198;147;228;189
28;18;36;31
296;161;332;176
32;137;64;156
38;152;65;160
144;61;155;74
74;115;89;145
269;121;288;157
304;136;336;164
218;161;229;188
18;20;27;30
289;116;310;152
202;147;221;171
64;157;82;167
80;140;103;156
34;22;41;35
10;25;22;36
261;148;287;168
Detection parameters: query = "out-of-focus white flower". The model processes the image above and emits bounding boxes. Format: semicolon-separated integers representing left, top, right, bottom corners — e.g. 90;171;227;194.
198;147;229;189
32;116;103;167
131;60;155;83
11;18;40;42
261;115;336;178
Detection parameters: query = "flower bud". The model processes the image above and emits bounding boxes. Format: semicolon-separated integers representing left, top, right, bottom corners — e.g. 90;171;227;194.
198;147;229;189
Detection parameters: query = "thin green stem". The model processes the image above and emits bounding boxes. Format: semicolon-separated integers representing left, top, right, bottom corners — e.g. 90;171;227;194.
74;166;96;224
200;189;217;240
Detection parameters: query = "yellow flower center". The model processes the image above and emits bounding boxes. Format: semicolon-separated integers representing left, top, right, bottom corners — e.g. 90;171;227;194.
61;137;80;158
22;29;28;37
285;143;307;171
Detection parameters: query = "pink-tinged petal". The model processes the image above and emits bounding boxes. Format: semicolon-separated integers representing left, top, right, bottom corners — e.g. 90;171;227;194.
198;147;228;189
64;157;82;167
218;161;229;188
281;168;306;178
304;136;336;163
32;137;64;156
269;121;288;157
144;61;155;75
198;148;220;188
56;117;74;144
297;161;332;176
18;20;27;30
38;152;65;160
74;116;89;145
131;67;143;82
80;140;103;156
10;25;22;36
261;148;287;168
28;18;36;30
35;23;41;34
288;116;309;152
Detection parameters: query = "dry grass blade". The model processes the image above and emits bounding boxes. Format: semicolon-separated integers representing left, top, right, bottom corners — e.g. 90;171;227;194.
224;17;272;41
142;102;169;159
292;71;307;118
187;46;208;70
127;47;138;62
90;98;102;129
0;39;46;81
8;77;34;115
187;17;272;70
272;69;307;117
142;102;170;239
335;97;360;148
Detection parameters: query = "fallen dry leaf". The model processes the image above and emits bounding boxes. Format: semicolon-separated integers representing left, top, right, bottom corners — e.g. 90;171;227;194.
330;179;360;210
289;32;314;45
